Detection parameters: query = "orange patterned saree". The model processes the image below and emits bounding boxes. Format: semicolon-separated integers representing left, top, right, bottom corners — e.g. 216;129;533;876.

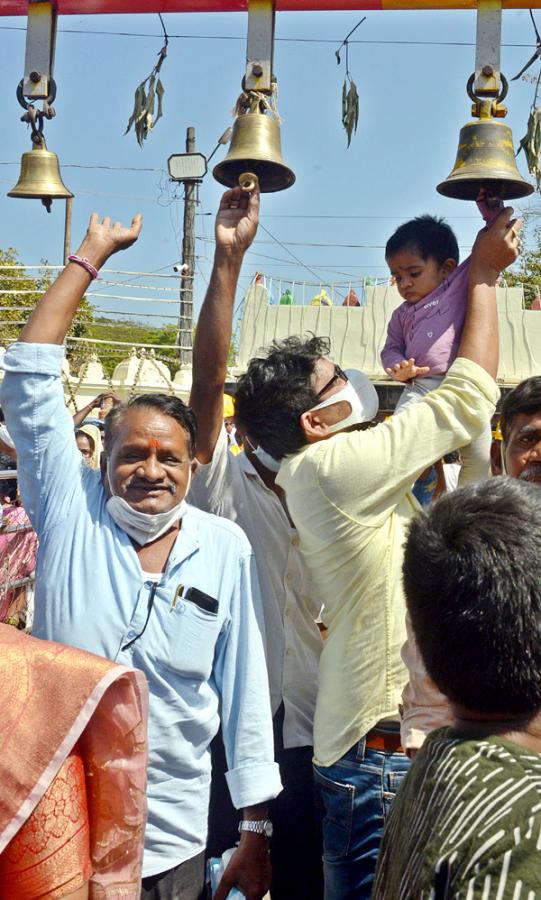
0;625;148;899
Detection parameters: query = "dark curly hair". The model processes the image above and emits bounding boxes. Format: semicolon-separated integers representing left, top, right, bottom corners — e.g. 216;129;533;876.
235;335;330;460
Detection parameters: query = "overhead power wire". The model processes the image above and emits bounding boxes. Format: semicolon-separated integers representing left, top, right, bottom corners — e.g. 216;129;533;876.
257;221;335;288
0;161;165;173
0;25;537;49
198;235;481;251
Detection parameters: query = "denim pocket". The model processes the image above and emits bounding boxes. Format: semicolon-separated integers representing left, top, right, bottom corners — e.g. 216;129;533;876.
313;765;355;861
382;767;409;819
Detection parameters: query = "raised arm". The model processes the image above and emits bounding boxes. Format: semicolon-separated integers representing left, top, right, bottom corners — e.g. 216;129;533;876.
190;188;259;464
72;392;119;428
458;207;521;378
19;214;142;345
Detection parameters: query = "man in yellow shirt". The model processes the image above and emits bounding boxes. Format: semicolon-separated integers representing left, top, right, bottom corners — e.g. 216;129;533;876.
228;195;521;898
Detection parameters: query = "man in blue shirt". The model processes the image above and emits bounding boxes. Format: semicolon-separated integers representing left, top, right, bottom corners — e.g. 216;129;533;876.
0;212;281;900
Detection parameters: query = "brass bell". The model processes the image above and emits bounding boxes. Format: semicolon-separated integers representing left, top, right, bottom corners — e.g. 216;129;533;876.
8;138;73;213
437;117;533;201
213;108;295;193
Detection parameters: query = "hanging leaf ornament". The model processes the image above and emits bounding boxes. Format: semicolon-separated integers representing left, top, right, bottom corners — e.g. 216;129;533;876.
517;106;541;189
335;17;365;149
125;16;168;147
514;13;541;190
342;77;359;148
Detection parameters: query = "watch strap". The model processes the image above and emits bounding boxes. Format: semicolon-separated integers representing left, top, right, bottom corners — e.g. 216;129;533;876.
238;819;273;837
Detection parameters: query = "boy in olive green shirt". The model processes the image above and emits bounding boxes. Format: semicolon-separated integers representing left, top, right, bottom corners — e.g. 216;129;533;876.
374;478;541;899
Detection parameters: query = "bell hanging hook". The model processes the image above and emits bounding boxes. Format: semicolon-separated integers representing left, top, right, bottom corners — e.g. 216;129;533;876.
16;76;57;145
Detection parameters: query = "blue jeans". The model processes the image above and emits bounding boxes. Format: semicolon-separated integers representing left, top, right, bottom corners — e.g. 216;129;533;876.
313;737;410;900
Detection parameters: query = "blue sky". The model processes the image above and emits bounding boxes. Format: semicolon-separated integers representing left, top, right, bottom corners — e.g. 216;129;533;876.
0;6;539;329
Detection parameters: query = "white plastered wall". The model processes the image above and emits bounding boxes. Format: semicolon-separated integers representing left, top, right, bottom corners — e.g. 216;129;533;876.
236;283;541;385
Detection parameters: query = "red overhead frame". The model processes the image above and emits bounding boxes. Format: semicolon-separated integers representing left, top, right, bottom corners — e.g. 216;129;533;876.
0;0;540;15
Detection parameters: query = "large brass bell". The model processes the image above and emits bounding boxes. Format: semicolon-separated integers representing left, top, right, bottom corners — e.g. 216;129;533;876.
213;108;295;193
437;117;533;201
8;138;73;213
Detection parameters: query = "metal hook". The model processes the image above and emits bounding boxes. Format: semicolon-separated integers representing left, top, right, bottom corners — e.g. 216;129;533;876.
466;72;508;104
16;77;57;111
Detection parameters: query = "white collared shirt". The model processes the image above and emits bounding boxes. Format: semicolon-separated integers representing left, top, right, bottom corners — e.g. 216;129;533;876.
189;427;322;749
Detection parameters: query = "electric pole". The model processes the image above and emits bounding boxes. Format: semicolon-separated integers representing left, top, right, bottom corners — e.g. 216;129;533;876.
179;126;196;365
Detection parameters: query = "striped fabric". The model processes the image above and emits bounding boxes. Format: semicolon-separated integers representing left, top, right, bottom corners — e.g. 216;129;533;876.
373;727;541;899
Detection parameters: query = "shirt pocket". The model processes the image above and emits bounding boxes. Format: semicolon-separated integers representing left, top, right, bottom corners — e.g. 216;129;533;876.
163;600;222;680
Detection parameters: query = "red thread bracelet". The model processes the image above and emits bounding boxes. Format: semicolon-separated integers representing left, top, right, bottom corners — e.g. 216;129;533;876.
68;255;100;280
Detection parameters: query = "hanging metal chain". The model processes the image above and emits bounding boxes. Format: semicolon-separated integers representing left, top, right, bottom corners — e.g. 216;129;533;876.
127;352;146;401
16;77;57;145
146;349;176;395
62;369;79;412
63;356;95;413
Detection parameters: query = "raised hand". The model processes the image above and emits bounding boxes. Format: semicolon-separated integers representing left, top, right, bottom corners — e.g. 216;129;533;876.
215;187;260;258
471;207;523;277
77;213;143;269
386;358;431;382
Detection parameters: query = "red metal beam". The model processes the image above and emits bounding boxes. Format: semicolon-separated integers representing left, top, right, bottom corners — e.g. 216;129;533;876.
0;1;539;16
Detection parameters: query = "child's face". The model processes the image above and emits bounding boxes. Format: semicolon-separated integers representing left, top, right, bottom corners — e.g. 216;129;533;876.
387;249;456;304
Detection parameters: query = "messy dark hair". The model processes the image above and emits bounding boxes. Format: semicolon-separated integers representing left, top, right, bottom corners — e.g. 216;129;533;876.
235;335;330;460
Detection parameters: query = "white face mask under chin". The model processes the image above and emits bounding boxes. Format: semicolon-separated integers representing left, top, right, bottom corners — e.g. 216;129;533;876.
309;369;379;435
245;436;282;472
105;467;191;546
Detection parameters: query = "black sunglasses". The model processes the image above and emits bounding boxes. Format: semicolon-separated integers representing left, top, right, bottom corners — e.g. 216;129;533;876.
314;364;349;402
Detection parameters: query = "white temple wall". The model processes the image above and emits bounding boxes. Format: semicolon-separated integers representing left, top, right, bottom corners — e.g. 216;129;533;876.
236;283;541;386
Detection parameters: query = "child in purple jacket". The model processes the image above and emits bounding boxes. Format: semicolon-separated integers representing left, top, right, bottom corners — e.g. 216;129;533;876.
381;210;495;485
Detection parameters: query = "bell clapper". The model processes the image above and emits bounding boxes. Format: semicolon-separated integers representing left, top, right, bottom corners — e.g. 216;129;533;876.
483;191;504;211
476;186;504;212
239;172;259;192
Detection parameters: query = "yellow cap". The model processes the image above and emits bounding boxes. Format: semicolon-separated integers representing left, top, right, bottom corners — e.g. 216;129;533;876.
492;420;503;441
223;393;235;419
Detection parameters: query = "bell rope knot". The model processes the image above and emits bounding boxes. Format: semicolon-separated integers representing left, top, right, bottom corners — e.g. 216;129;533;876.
213;80;294;194
233;84;281;123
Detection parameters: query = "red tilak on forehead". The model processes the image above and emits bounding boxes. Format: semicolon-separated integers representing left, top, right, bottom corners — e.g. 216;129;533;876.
148;438;162;450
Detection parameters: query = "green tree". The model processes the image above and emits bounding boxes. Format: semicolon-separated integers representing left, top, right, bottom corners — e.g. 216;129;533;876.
503;220;541;308
0;247;94;347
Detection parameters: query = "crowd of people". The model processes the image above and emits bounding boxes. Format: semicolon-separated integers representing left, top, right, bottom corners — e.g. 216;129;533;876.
0;186;540;900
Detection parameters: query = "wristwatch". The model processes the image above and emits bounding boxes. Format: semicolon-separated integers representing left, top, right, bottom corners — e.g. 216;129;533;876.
238;819;273;838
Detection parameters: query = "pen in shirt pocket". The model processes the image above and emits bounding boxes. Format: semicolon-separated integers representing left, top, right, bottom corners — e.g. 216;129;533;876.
171;584;184;610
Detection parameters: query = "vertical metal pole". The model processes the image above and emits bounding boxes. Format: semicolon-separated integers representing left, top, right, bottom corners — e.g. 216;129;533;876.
474;0;502;96
63;195;72;266
23;1;57;100
179;126;196;366
245;0;275;92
